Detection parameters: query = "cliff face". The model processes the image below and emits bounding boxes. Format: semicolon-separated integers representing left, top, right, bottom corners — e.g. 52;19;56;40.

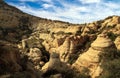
1;1;120;78
72;34;118;78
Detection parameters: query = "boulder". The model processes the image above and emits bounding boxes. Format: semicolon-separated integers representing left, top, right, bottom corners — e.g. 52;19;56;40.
41;52;62;72
41;52;70;77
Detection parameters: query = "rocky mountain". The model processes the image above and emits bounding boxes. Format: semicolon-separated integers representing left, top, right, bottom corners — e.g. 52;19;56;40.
1;0;120;78
0;0;80;43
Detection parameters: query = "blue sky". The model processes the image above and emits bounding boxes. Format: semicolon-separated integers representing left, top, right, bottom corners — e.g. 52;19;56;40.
5;0;120;24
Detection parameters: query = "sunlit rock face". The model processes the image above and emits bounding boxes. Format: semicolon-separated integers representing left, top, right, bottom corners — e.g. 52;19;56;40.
50;26;82;35
41;32;87;62
114;36;120;50
41;52;70;74
55;35;87;62
72;34;118;78
102;16;120;27
41;52;61;72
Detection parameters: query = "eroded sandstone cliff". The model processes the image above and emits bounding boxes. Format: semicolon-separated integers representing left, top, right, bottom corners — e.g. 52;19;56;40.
1;0;120;78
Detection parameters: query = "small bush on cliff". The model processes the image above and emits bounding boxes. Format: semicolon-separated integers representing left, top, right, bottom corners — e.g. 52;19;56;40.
68;54;79;64
87;29;96;34
56;31;65;35
107;32;117;41
107;25;116;29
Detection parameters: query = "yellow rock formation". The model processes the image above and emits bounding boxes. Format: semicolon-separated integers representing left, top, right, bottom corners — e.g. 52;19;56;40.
72;34;117;78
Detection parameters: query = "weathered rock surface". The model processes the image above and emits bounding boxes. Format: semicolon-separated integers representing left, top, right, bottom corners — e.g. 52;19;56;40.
72;34;118;78
103;16;120;26
50;26;82;35
57;35;87;62
114;36;120;50
28;48;43;64
41;52;63;72
41;52;70;77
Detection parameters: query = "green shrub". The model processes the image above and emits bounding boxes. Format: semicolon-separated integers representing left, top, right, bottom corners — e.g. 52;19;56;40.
88;29;96;34
68;54;79;64
107;32;117;41
99;58;120;78
76;31;81;35
84;41;92;52
65;32;72;35
107;25;116;29
56;31;65;35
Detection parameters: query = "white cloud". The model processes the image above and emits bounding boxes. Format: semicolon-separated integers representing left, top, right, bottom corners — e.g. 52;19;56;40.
79;0;101;4
6;0;120;24
42;3;53;9
104;2;120;9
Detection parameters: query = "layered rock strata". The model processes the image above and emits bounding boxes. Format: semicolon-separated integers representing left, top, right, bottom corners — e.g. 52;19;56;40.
72;34;117;78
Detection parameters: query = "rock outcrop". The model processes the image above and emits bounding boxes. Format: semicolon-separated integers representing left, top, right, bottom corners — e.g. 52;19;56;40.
50;26;82;35
41;52;70;77
72;34;118;78
114;36;120;50
42;34;88;62
102;16;120;27
42;52;61;72
28;48;43;65
57;35;87;62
